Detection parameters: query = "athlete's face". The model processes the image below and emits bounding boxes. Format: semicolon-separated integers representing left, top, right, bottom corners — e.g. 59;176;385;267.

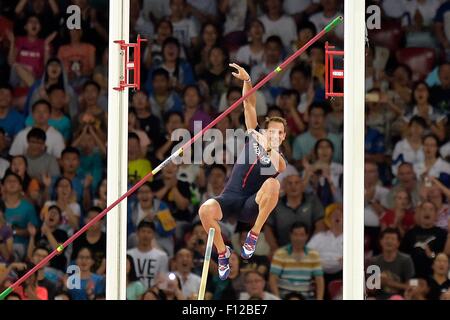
265;121;286;148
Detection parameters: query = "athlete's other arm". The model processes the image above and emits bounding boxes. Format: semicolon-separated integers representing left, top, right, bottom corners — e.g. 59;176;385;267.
229;63;257;130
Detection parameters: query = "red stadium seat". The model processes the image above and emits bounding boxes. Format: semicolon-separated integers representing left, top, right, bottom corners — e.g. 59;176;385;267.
368;20;404;52
395;47;436;81
328;280;343;300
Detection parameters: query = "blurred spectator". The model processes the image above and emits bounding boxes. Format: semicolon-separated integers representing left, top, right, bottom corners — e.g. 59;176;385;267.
126;254;146;300
0;83;25;141
69;0;107;48
302;138;343;206
128;107;151;156
173;248;201;299
259;0;297;49
151;162;192;239
308;0;344;44
266;173;324;249
293;103;342;163
400;201;450;277
155;111;184;161
276;89;306;137
364;161;389;253
182;85;212;132
92;177;107;210
269;222;324;299
391;116;426;177
45;85;72;142
66;247;105;300
128;182;175;256
9;100;65;159
198;46;229;108
240;270;280;300
169;0;199;48
29;246;57;300
428;176;450;230
192;22;221;75
434;1;450;60
43;176;81;236
307;203;343;298
414;134;450;181
147;68;183;120
0;200;14;263
251;35;289;105
14;262;48;300
147;37;195;96
127;220;169;289
144;19;175;69
49;147;92;209
186;0;218;25
27;205;68;272
142;0;171;24
380;189;415;237
370;228;415;299
76;80;107;142
219;0;247;40
387;162;421;208
57;28;96;88
426;252;450;300
24;58;77;120
205;251;245;300
9;155;40;204
6;15;56;110
71;207;106;275
24;128;60;181
403;278;430;300
2;171;39;260
71;125;105;190
0;129;9;178
235;19;265;69
14;0;60;37
131;90;161;148
128;132;152;185
403;81;446;142
289;63;316;115
429;63;450;114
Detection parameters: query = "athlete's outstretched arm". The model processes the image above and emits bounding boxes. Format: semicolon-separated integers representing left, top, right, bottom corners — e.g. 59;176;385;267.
229;63;257;130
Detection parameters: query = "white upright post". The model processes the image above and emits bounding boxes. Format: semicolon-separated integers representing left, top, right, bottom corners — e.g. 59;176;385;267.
343;0;366;300
106;0;130;300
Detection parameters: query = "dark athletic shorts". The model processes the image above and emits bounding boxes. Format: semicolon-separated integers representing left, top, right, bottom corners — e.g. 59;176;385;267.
213;191;259;224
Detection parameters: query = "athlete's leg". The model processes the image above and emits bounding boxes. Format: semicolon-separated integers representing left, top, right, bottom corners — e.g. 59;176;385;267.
252;177;280;234
198;198;233;280
241;178;280;259
198;199;227;254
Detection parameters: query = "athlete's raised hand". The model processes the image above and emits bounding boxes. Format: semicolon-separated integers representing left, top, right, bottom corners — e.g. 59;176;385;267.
229;63;250;82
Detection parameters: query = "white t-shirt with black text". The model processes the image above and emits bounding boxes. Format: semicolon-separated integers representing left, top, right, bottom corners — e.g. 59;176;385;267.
127;247;169;289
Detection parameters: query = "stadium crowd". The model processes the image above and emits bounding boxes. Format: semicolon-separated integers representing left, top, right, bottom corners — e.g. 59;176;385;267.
0;0;449;301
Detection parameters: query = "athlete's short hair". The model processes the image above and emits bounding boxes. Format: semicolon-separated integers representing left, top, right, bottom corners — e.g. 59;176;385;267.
264;116;287;132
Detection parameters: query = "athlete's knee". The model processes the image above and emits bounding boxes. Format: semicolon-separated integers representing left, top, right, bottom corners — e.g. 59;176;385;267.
199;199;222;221
263;178;280;196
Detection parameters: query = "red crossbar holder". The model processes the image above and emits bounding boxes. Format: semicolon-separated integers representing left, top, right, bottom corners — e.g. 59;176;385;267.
325;41;344;99
113;35;147;91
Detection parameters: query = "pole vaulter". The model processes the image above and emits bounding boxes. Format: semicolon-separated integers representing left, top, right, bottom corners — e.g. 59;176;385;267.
0;16;343;300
